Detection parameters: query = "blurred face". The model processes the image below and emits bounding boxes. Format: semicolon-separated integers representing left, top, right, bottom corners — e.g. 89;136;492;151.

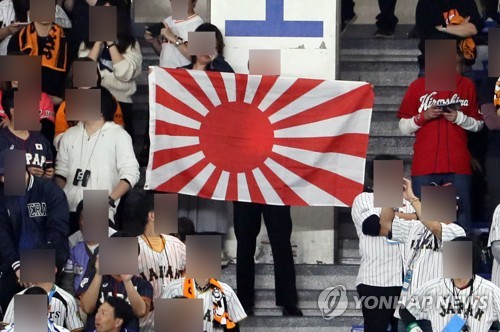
95;302;121;332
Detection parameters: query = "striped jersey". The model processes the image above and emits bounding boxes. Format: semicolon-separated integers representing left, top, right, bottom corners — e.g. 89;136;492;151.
405;276;500;331
488;204;500;287
391;219;465;319
138;234;186;332
0;319;70;332
351;192;415;287
3;284;83;330
161;278;247;332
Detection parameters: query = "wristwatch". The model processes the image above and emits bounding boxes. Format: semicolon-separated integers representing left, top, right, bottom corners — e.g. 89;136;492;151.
441;25;447;32
109;196;116;208
174;40;181;47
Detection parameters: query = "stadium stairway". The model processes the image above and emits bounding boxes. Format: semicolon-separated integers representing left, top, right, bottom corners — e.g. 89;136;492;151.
130;24;419;331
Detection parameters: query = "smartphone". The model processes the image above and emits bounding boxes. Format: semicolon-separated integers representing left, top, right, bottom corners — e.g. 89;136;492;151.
43;161;54;170
146;22;164;38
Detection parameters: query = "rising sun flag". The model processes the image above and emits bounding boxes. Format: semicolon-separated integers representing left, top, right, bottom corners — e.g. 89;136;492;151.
145;67;374;207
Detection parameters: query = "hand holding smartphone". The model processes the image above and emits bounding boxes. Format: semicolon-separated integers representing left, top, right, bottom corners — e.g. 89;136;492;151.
145;22;164;38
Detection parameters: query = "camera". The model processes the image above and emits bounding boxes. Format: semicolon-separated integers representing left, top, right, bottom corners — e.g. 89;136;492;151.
73;169;91;187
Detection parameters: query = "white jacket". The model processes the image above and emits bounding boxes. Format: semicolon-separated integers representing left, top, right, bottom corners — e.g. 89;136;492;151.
55;122;139;220
78;41;143;103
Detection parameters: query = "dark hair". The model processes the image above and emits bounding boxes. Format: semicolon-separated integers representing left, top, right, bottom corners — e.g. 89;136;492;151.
24;286;49;307
190;23;225;64
84;1;136;53
451;236;482;275
65;57;102;91
12;0;29;23
99;87;117;122
76;200;84;222
104;296;134;327
176;217;196;243
133;191;155;230
1;89;14;120
364;154;401;190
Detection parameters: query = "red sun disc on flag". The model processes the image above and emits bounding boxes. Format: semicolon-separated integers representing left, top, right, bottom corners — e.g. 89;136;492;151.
199;101;274;173
146;67;374;207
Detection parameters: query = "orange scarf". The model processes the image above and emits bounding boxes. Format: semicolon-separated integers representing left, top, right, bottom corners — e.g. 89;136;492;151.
19;23;67;72
443;9;476;61
495;78;500;108
183;278;236;329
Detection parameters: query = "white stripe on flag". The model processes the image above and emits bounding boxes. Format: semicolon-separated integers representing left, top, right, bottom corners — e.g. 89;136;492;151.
274;108;372;138
258;77;297;112
237;173;251;202
212;171;230;199
221;72;236;102
272;145;365;184
252;168;284;205
188;70;221;107
268;80;368;124
156;103;201;130
243;75;262;104
157;69;210;116
264;158;341;206
180;163;217;195
154;136;200;150
149;151;205;189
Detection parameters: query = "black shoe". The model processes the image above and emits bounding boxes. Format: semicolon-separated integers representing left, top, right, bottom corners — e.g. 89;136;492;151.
374;28;394;39
245;307;255;316
407;25;419;39
283;306;303;316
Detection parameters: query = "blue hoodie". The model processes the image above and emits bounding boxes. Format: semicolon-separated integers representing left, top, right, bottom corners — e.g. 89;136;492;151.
0;173;70;272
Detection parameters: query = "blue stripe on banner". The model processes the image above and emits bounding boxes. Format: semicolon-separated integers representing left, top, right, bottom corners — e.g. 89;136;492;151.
225;0;324;37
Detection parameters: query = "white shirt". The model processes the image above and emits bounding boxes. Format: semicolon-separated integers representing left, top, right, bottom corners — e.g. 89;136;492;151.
391;219;465;319
405;276;500;332
0;0;72;55
161;278;247;332
351;192;414;287
488;205;500;287
1;321;70;332
159;14;204;68
55;122;139;221
3;285;83;330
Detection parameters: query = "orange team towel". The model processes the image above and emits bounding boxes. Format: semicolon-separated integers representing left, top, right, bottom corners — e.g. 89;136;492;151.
183;278;237;329
443;9;476;61
19;23;67;72
55;100;124;137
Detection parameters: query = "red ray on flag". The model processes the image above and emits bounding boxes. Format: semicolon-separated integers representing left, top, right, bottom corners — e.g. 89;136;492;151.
145;67;374;207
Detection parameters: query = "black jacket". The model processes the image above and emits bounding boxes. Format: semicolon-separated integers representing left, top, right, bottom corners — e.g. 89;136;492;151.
181;55;235;73
416;0;484;66
0;173;70;272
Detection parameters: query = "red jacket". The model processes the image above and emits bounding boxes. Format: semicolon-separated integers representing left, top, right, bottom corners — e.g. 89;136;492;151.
397;74;481;176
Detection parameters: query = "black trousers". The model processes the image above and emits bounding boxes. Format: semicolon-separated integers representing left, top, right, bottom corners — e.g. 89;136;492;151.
118;102;134;143
356;284;401;332
341;0;398;30
376;0;398;31
0;268;24;317
233;202;298;310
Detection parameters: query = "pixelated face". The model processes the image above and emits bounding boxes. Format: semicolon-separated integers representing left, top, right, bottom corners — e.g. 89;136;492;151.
95;302;121;332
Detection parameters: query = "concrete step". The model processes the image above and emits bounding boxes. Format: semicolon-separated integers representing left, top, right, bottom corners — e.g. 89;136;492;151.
245;289;363;316
221;265;359;292
370;112;402;137
340;61;418;87
240;316;363;332
368;136;414;155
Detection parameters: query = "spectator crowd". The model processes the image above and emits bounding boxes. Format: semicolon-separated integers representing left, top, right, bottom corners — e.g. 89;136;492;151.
0;0;500;331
